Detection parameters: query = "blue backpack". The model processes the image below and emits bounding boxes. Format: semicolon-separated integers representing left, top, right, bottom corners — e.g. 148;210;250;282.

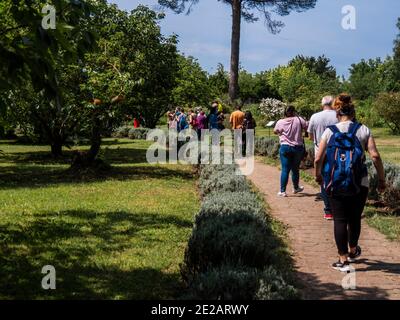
323;122;367;197
178;114;189;132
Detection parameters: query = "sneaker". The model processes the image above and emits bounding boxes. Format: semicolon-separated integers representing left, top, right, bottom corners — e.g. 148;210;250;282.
277;192;287;197
332;260;351;272
293;186;304;194
324;213;333;220
348;246;362;263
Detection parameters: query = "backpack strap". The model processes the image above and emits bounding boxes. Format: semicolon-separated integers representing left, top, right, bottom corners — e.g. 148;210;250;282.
327;124;339;134
348;121;362;136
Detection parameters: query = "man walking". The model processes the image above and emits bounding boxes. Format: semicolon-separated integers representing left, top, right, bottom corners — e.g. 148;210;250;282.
229;105;245;129
308;96;338;220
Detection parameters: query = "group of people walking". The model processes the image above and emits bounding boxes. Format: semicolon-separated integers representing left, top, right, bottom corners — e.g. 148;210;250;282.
166;102;256;139
274;93;386;272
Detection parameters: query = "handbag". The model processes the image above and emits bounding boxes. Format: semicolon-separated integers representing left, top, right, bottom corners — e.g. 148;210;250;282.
295;116;308;160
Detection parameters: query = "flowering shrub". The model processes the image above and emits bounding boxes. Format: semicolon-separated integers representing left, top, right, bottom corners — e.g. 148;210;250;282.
259;98;287;122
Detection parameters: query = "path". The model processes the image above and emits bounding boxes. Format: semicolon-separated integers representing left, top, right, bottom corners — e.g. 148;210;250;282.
240;160;400;300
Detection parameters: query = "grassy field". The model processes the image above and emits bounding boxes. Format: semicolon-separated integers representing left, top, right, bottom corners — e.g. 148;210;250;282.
0;138;200;299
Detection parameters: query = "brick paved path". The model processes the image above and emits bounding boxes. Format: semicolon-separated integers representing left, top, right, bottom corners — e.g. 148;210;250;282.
242;160;400;300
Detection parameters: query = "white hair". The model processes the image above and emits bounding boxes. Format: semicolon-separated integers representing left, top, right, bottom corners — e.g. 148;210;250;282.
321;96;333;107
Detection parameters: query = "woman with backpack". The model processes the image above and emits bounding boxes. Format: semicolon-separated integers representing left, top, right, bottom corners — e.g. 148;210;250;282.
274;105;308;197
314;94;386;272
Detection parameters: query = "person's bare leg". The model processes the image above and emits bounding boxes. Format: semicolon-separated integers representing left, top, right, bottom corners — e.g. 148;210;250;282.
339;254;348;263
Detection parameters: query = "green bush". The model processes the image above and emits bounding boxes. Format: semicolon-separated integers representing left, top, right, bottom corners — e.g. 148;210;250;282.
372;92;400;134
111;125;131;138
198;165;249;196
183;265;298;300
111;126;150;139
128;128;150;140
181;163;298;300
198;191;265;223
254;137;280;158
367;160;400;214
181;212;280;282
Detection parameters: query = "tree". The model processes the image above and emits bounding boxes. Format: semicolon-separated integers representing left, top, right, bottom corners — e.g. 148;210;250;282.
288;55;337;80
393;18;400;87
208;63;229;97
0;0;98;156
158;0;317;102
172;55;213;108
373;92;400;134
347;58;387;100
267;58;341;118
72;4;178;168
0;0;96;99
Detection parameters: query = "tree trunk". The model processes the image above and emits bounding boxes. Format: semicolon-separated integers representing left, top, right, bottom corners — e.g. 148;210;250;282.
70;114;105;170
87;115;102;163
50;141;63;157
229;0;241;102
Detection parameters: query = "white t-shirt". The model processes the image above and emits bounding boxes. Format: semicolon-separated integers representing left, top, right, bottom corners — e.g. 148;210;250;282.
307;110;338;154
320;120;371;187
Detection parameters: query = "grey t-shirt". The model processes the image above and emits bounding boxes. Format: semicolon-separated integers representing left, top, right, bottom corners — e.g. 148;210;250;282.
307;110;338;153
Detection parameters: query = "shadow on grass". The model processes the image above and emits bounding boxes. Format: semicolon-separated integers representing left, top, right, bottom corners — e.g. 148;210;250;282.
0;209;192;299
0;145;149;165
0;164;193;190
0;143;191;190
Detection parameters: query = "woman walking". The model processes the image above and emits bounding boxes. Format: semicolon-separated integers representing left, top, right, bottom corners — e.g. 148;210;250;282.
242;111;256;156
314;94;386;272
274;106;308;197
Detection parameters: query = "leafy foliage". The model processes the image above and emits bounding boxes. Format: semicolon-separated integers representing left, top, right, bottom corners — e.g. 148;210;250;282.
181;163;298;299
183;265;298;300
367;160;400;214
0;0;96;96
372;92;400;134
172;55;213;108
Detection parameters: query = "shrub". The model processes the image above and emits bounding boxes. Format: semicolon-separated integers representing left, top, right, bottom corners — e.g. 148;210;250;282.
183;265;298;300
367;160;400;214
112;126;150;139
198;165;249;196
198;191;265;223
128;128;150;140
372;92;400;134
181;163;298;300
111;125;131;138
254;137;280;158
259;98;287;123
181;212;280;282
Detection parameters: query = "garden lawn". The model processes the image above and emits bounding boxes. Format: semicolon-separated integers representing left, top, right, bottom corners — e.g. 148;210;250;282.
0;138;199;299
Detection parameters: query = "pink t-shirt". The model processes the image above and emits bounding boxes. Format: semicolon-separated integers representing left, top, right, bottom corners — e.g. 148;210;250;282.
274;117;308;147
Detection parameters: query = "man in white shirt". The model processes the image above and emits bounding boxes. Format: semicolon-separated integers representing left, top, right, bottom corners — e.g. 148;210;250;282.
308;96;338;220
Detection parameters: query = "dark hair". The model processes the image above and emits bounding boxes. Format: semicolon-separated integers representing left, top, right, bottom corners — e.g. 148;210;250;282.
284;105;296;117
244;111;253;120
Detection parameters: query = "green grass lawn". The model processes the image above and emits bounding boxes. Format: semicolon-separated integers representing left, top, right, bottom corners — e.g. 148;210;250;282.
0;138;199;299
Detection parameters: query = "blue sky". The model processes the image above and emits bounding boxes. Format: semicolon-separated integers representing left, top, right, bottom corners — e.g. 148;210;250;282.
111;0;400;78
